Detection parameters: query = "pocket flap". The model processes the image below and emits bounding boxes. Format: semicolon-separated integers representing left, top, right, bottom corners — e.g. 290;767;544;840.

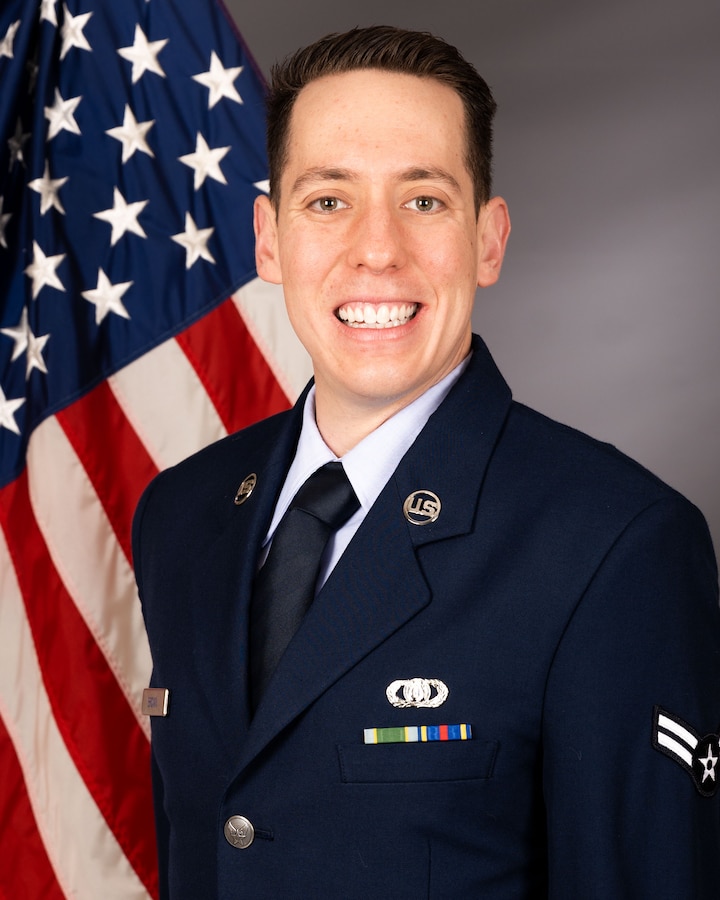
337;739;498;784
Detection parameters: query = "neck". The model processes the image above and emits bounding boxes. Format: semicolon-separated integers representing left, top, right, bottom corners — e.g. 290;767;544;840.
314;391;413;457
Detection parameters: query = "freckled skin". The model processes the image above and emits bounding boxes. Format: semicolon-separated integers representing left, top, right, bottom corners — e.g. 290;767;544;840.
254;70;510;454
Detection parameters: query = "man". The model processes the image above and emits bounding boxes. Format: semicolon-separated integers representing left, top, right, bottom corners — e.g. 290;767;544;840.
132;25;720;898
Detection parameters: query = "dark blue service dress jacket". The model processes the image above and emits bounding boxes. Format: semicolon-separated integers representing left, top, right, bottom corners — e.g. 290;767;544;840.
132;334;720;898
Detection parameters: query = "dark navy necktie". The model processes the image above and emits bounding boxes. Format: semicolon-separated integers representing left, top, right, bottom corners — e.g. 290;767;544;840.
249;462;359;713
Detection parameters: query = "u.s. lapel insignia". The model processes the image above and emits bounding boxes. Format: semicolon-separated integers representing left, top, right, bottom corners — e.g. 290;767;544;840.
403;490;441;525
653;706;720;797
234;473;257;506
386;677;449;709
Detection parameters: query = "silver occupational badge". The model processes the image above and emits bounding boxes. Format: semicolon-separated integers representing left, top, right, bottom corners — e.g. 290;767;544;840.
386;677;449;709
234;473;257;506
403;490;441;525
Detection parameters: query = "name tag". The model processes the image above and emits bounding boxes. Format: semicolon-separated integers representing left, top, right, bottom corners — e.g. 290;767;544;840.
142;687;170;717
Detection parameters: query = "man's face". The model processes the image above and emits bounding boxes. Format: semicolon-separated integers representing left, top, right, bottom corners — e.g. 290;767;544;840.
255;69;509;432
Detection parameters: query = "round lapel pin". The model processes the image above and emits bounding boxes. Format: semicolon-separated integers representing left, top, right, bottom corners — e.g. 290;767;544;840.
234;473;257;506
403;490;441;525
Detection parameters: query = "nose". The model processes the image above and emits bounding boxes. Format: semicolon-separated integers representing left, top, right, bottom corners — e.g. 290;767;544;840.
346;205;406;274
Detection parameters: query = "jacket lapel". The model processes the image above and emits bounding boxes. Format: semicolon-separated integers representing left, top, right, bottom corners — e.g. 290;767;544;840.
179;393;308;760
238;476;431;770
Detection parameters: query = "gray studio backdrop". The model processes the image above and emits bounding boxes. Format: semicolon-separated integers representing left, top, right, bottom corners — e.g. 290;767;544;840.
227;0;720;553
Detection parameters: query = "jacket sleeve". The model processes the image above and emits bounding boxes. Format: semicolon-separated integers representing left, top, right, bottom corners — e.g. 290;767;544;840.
542;496;720;899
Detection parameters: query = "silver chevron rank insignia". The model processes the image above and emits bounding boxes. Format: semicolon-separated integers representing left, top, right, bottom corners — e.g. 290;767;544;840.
653;706;720;797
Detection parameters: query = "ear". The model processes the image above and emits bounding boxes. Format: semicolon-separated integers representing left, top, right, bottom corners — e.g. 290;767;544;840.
254;194;283;284
476;196;511;288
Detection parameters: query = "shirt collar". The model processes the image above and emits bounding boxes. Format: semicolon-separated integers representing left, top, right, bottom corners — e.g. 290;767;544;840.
264;354;471;542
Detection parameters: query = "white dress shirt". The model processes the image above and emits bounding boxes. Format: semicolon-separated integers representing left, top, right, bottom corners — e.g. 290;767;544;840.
261;353;470;590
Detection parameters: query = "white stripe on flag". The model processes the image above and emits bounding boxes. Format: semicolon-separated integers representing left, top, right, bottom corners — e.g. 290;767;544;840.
109;336;227;471
0;530;151;900
232;278;312;402
26;417;152;735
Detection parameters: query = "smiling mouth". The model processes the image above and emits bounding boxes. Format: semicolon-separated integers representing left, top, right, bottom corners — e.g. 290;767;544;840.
336;302;418;329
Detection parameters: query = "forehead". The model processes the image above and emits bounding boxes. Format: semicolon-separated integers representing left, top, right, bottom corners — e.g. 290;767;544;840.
284;69;468;173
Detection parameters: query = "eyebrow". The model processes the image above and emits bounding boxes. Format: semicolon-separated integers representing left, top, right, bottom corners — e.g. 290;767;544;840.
290;165;462;195
290;167;357;195
398;167;461;193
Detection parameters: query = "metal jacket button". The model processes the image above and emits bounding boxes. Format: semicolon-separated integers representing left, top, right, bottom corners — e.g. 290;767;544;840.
224;815;255;849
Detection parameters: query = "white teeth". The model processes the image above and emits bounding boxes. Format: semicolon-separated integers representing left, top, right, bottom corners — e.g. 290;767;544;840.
337;302;418;328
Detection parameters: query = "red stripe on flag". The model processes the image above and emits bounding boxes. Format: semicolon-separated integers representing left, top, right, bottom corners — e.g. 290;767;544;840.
439;724;449;741
0;715;65;900
56;381;159;562
177;297;292;434
0;473;158;899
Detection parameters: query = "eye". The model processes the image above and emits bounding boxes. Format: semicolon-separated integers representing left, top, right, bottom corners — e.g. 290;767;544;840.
406;196;443;213
309;196;347;212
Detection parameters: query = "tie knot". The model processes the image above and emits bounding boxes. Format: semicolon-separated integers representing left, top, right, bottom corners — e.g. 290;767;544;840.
290;461;359;530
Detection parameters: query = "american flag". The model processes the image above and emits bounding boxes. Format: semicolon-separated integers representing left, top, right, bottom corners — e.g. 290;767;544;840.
0;1;310;896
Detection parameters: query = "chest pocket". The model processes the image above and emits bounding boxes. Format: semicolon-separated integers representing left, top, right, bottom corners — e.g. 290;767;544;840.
337;739;498;784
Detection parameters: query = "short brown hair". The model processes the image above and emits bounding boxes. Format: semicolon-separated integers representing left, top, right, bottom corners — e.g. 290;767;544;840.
265;26;497;212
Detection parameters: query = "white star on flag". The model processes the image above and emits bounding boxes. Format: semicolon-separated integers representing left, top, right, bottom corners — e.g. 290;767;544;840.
93;186;148;245
171;212;216;268
25;326;51;378
60;5;93;60
0;386;25;435
44;88;82;140
28;160;68;214
8;118;31;167
179;132;230;189
81;268;133;323
40;0;58;26
1;19;20;59
105;104;155;162
0;195;11;247
1;306;31;360
192;51;243;109
117;24;168;83
24;240;66;298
